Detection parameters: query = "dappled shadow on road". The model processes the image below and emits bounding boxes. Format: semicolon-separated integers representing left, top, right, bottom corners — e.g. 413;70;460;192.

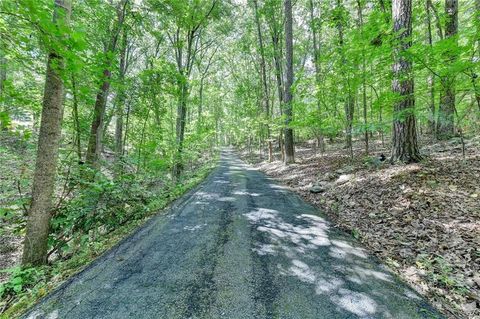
185;149;440;318
243;206;434;318
245;209;375;316
219;145;442;319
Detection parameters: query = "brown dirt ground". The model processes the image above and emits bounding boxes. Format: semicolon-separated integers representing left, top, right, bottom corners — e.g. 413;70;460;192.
239;136;480;319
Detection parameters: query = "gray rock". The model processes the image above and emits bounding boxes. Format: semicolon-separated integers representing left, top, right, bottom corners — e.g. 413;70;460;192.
309;185;326;193
310;180;332;193
335;174;353;185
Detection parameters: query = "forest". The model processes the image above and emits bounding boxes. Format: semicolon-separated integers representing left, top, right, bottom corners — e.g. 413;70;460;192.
0;0;479;318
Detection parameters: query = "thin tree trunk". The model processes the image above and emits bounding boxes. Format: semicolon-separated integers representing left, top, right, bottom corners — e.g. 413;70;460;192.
337;0;354;159
86;0;128;165
115;29;128;160
252;0;272;162
197;77;204;132
0;36;7;130
137;108;150;173
22;0;71;266
71;75;82;161
309;0;325;153
123;99;131;156
269;9;285;161
357;0;369;154
283;0;295;164
173;81;187;180
472;0;480;113
391;0;422;163
425;0;436;135
436;0;458;139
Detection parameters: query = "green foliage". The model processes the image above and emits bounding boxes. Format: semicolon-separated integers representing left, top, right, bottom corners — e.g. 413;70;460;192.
0;267;45;300
416;254;465;291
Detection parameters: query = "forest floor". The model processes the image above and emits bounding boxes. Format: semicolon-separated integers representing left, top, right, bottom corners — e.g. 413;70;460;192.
239;136;480;319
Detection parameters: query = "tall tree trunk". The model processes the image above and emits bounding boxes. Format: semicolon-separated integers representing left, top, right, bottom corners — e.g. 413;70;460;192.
71;75;82;161
252;0;272;162
425;0;436;135
115;29;128;160
0;36;7;130
309;0;325;153
123;99;131;156
86;0;128;165
391;0;422;163
283;0;295;164
272;34;286;161
22;0;71;266
357;0;369;154
436;0;458;139
272;33;284;107
173;81;187;180
472;0;480;113
197;77;204;132
336;0;354;158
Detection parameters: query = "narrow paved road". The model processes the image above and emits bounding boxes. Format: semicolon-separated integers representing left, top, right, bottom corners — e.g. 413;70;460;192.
24;150;443;319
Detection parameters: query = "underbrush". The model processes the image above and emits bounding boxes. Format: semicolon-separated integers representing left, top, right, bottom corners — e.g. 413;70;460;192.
0;132;218;317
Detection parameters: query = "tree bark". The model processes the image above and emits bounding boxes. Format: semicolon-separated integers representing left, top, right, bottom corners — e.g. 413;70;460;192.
252;0;272;162
336;0;354;159
71;75;82;161
472;0;480;113
309;0;325;153
357;0;369;154
115;29;128;159
22;0;71;266
425;0;436;135
86;0;128;165
0;36;7;130
283;0;295;164
173;80;187;180
391;0;422;163
172;1;217;180
436;0;458;139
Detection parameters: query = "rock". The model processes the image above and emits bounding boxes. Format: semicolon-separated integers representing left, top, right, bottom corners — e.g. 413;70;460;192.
309;181;331;193
335;174;353;185
309;185;326;193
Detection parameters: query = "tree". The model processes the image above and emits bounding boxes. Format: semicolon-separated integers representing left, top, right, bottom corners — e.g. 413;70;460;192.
283;0;294;164
425;0;436;135
115;28;129;160
335;0;354;159
252;0;273;162
86;0;129;165
264;0;285;159
308;0;325;152
436;0;458;139
22;0;72;266
390;0;421;163
357;0;369;154
165;0;218;180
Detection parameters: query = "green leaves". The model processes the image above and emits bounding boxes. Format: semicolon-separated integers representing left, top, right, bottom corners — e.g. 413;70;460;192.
0;266;45;299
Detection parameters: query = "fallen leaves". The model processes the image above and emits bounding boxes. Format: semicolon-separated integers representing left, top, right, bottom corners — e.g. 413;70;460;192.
242;139;480;319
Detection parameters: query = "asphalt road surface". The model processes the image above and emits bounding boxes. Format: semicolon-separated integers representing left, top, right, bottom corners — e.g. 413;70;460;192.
24;149;443;319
